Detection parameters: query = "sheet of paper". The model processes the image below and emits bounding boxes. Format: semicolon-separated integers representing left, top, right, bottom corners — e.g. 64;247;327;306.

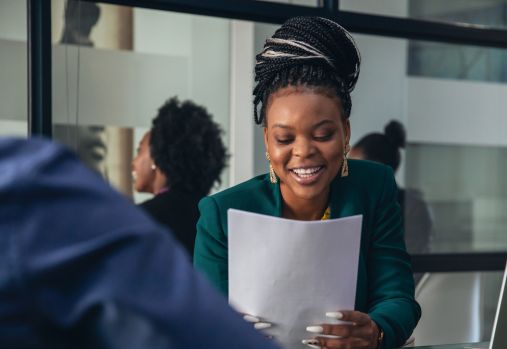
228;209;363;349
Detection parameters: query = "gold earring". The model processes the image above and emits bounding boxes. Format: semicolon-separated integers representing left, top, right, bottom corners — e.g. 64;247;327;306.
341;144;350;178
265;152;277;184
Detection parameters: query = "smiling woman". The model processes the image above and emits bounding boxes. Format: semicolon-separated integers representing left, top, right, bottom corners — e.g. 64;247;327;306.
194;16;420;349
264;87;349;220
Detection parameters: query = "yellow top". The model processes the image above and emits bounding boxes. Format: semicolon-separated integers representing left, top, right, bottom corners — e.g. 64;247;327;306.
321;206;331;220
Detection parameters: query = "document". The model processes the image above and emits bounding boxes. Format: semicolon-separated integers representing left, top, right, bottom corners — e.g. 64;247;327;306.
228;209;363;349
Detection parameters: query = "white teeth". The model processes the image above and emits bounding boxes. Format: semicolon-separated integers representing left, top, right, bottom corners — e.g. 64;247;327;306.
292;167;321;176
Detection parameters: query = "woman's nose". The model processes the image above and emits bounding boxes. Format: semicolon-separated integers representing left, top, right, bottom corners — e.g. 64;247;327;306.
292;138;315;158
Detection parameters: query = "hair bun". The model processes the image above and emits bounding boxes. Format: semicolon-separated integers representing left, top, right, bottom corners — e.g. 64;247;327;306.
258;16;361;93
253;16;361;124
384;120;406;149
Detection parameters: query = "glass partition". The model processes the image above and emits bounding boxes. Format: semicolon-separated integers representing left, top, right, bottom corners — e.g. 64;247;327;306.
0;0;28;137
51;0;231;201
257;23;507;256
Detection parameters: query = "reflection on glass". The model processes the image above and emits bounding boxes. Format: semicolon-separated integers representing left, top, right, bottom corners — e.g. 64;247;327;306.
53;124;107;175
54;0;107;178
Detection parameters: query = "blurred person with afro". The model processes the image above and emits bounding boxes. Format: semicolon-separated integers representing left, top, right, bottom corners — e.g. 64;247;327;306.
132;97;227;258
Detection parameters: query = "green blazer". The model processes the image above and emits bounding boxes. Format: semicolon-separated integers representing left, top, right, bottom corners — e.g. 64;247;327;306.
194;160;421;349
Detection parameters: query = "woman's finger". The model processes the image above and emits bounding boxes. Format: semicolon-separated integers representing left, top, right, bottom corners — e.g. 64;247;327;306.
317;336;370;349
329;310;371;326
243;314;260;323
254;322;272;330
307;323;374;339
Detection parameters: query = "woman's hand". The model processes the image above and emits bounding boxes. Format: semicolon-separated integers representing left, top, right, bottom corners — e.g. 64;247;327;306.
242;314;275;340
302;311;380;349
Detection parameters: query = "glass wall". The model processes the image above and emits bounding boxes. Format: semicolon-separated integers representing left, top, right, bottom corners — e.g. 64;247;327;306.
51;0;231;201
0;0;28;137
253;25;507;256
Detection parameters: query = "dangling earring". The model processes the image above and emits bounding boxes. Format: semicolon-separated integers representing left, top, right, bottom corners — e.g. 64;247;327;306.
265;152;277;184
341;144;350;177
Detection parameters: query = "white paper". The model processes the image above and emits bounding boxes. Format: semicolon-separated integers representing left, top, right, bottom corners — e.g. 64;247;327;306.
228;209;363;349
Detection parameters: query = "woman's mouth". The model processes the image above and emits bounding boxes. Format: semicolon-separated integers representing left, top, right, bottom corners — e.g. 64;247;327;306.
289;166;324;184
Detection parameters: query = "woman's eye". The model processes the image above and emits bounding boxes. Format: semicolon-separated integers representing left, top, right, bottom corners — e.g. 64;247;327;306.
314;133;332;141
276;138;293;145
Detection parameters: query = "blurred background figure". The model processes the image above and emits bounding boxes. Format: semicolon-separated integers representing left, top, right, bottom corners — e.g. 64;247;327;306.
349;120;433;260
132;97;227;258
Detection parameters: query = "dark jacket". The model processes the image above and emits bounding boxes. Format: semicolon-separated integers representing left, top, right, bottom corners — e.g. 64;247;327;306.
0;137;280;349
194;160;421;349
140;188;200;259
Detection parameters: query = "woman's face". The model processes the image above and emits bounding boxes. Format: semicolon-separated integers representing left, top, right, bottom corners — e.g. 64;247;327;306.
132;132;155;193
264;86;350;203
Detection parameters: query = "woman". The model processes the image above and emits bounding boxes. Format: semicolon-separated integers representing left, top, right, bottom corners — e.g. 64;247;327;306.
132;97;227;258
349;121;433;284
194;17;420;349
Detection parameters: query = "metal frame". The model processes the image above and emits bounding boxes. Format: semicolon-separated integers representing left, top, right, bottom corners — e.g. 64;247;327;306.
77;0;507;48
27;0;507;272
412;253;507;273
27;0;52;137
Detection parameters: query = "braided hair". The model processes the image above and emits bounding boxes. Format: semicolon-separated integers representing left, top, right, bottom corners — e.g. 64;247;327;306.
253;16;361;125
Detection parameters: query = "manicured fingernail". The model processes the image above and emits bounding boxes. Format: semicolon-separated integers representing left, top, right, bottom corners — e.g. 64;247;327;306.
302;339;320;348
306;325;324;334
243;314;260;323
326;311;343;319
254;322;272;330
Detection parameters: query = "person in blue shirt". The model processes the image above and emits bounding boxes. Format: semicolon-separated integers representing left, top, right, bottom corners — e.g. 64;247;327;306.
0;137;280;349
